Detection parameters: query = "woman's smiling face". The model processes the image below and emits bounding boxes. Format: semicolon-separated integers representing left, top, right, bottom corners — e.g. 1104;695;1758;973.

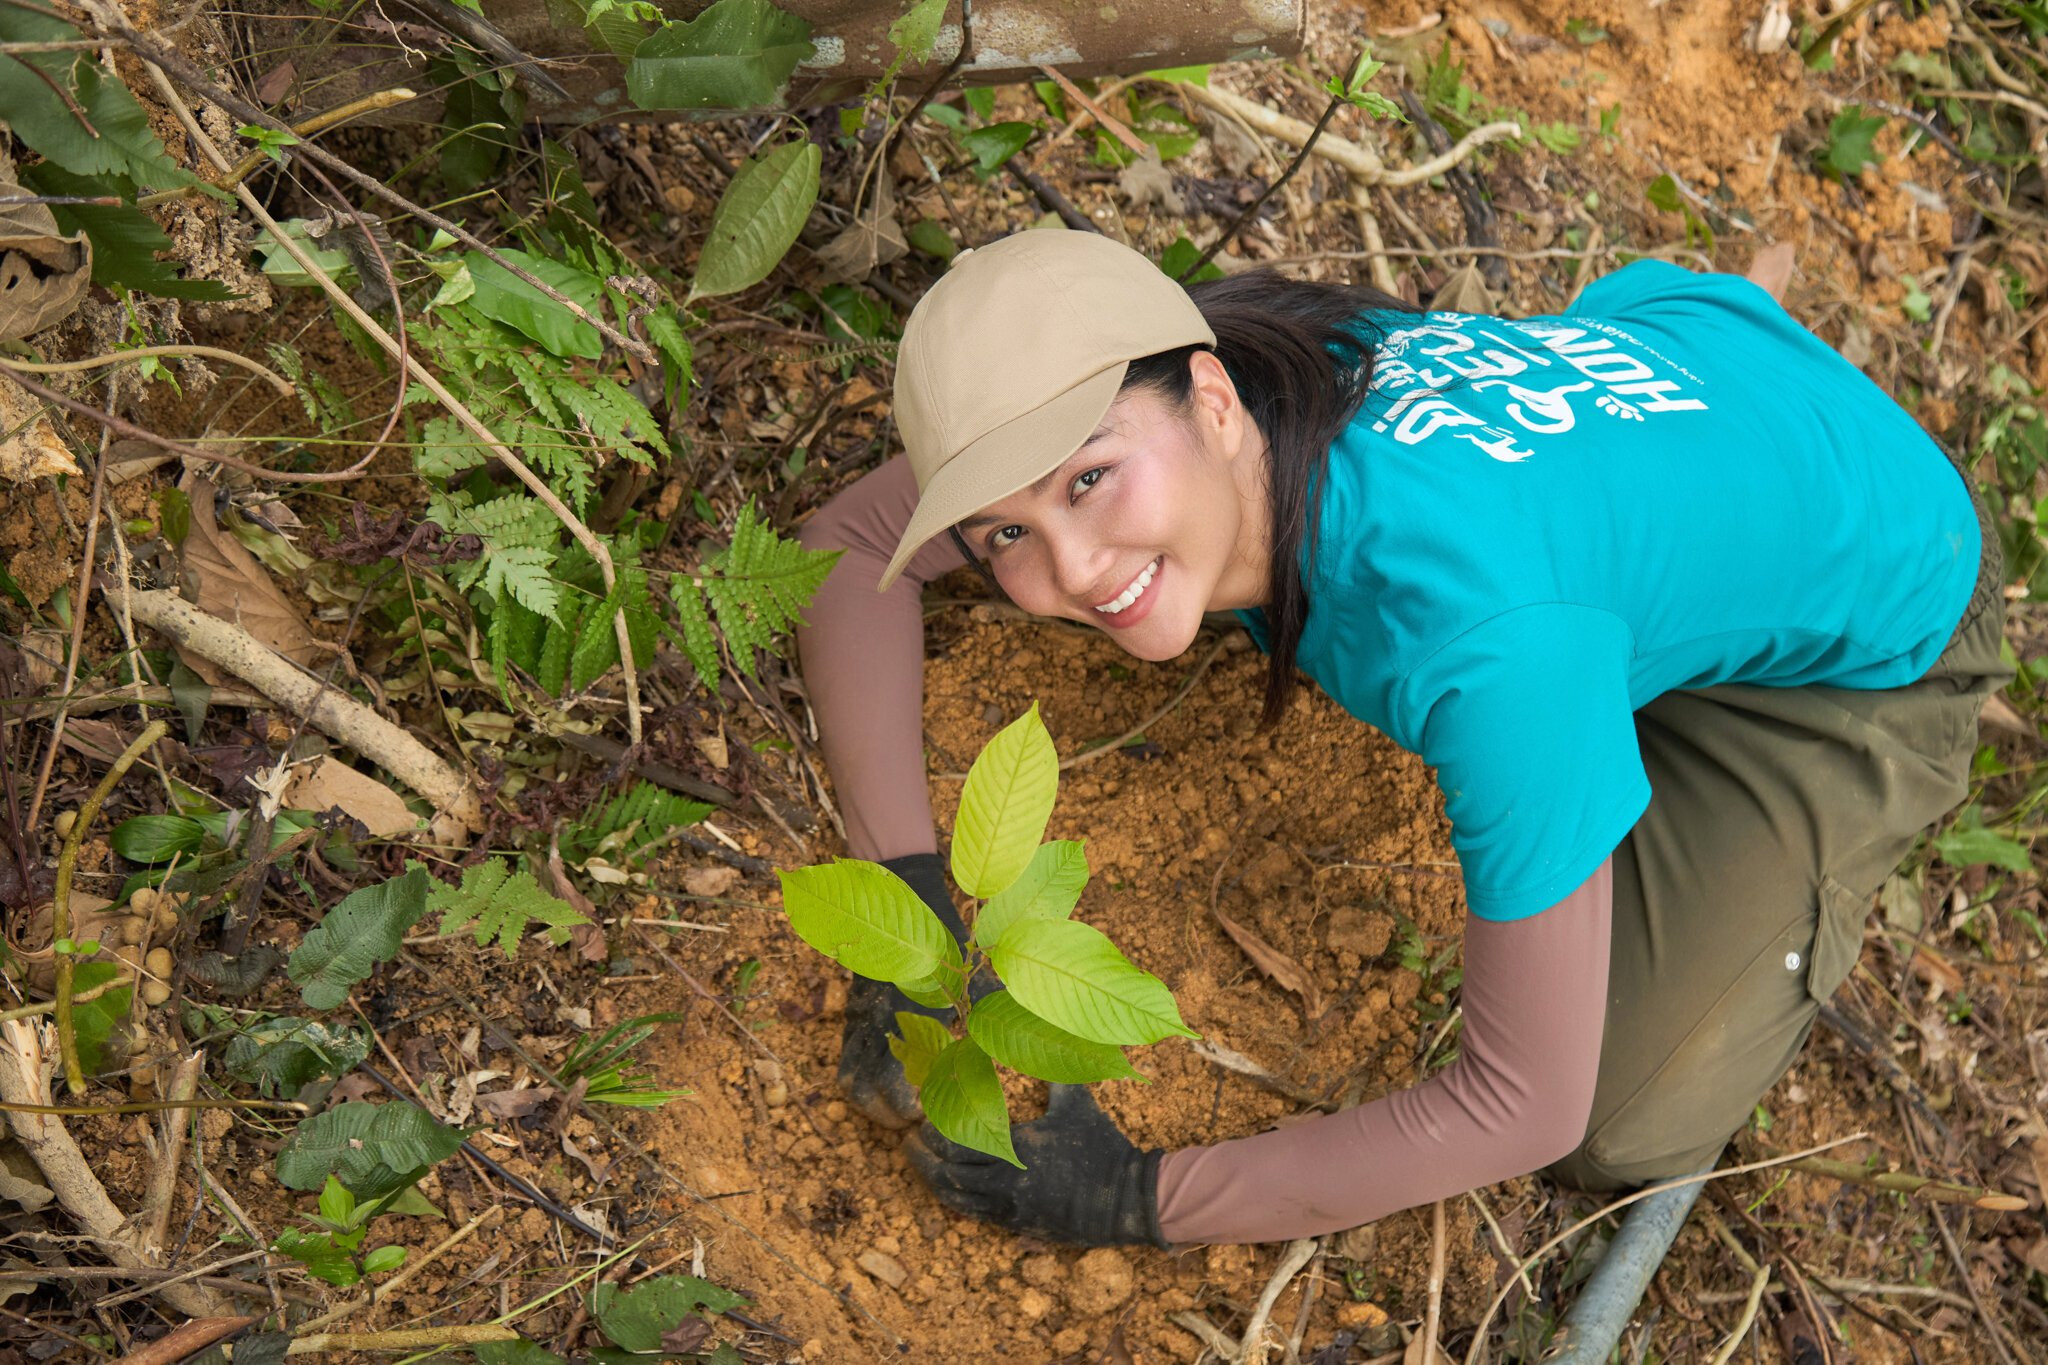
956;351;1271;662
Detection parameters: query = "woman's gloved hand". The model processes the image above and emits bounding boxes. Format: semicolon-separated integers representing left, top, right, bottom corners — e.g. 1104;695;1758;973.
905;1084;1168;1247
838;852;973;1128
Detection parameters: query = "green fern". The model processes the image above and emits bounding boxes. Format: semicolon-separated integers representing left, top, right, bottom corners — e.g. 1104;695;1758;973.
562;781;713;867
670;501;839;684
430;858;590;958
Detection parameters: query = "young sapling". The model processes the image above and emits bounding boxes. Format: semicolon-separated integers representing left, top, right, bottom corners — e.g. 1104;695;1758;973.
778;703;1196;1164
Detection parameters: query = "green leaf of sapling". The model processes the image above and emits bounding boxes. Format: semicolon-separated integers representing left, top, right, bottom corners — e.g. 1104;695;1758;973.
920;1037;1020;1167
959;121;1036;174
967;989;1140;1084
987;916;1197;1046
951;701;1059;898
889;1011;952;1088
274;1099;463;1201
362;1245;408;1275
110;814;205;862
974;839;1087;950
778;859;964;989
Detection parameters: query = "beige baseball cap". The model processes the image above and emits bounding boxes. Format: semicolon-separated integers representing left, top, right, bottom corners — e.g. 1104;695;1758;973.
877;229;1216;589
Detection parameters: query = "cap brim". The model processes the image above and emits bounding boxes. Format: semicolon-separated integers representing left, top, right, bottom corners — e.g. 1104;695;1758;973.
876;362;1128;590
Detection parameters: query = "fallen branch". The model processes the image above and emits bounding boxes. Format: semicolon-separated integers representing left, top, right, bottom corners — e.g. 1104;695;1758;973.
284;1324;519;1355
54;719;167;1093
124;591;482;831
140;1052;202;1256
1788;1154;2028;1212
1237;1236;1318;1364
0;1020;227;1317
113;1316;255;1365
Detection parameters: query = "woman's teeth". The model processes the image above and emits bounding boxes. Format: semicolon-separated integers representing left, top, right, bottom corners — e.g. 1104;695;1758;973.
1096;558;1160;614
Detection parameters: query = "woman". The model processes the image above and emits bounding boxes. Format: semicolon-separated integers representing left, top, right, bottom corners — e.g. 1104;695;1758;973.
793;229;2008;1248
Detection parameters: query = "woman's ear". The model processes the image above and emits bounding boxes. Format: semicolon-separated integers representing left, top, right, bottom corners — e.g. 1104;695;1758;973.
1187;350;1250;462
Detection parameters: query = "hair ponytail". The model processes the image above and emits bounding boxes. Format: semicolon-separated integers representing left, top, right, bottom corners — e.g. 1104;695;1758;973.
1120;270;1415;725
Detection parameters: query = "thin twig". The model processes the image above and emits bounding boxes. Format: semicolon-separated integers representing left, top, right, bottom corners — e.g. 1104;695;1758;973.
137;87;419;208
1705;1263;1772;1365
1059;635;1229;769
293;1204;502;1333
22;425;108;836
52;719;167;1093
1184;90;1345;280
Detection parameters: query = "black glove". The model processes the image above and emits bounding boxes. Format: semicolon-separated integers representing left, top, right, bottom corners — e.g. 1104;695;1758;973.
905;1084;1167;1247
838;852;972;1129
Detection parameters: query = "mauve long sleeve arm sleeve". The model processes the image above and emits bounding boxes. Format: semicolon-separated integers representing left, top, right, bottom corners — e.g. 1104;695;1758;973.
796;456;973;862
1155;856;1612;1245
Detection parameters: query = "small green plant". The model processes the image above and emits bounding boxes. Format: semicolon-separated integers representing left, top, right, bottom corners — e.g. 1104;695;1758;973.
1645;174;1715;251
271;1176;411;1287
1816;105;1888;180
1323;47;1407;122
777;704;1197;1164
557;1012;692;1106
478;1274;751;1364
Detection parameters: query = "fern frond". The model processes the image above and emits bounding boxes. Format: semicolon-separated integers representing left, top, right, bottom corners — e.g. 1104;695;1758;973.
564;781;713;867
700;501;840;676
665;576;719;688
429;858;589;958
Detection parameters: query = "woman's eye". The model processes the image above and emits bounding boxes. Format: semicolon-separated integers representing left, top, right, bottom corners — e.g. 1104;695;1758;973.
1072;467;1107;498
989;525;1024;550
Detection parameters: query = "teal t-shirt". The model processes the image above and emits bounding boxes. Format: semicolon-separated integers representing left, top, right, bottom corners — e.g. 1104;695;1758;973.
1241;261;1980;922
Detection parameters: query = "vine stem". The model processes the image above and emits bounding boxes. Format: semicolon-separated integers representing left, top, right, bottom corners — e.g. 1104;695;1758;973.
128;51;644;748
1;343;292;393
0;974;130;1023
53;719;168;1095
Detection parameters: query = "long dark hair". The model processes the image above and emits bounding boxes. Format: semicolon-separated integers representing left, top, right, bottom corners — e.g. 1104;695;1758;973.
1121;270;1416;725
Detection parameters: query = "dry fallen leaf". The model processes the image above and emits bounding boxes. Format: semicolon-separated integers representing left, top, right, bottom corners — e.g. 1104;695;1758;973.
1212;909;1325;1021
0;373;78;484
683;865;741;898
1117;153;1185;216
0;182;90;345
175;475;322;683
815;171;908;283
283;756;417;837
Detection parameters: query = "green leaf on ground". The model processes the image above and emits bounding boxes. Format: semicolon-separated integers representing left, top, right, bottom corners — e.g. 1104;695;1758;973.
1932;806;2032;874
951;702;1059;898
889;0;948;61
1818;105;1887;180
1159;236;1224;284
959;121;1036;174
987;916;1197;1046
921;1037;1020;1166
590;1275;750;1351
974;840;1087;950
274;1100;463;1201
625;0;815;110
967;989;1140;1084
778;859;964;989
690;139;820;300
222;1016;371;1098
271;1226;360;1286
463;249;604;359
110;814;205;863
889;1011;953;1088
428;858;589;957
287;866;431;1010
69;962;133;1076
475;1343;568;1365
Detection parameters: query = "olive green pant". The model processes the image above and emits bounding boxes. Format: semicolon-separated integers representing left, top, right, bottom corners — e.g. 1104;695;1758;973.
1547;493;2011;1191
